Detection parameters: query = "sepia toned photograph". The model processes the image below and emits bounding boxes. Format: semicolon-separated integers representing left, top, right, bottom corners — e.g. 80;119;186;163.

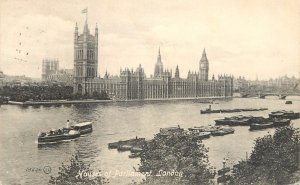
0;0;299;184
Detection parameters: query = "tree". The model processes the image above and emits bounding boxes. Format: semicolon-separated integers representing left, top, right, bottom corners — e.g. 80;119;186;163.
139;133;215;185
230;126;300;185
49;154;108;185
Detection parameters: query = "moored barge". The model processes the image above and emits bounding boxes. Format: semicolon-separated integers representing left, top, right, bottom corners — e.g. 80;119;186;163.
200;106;268;114
269;111;300;120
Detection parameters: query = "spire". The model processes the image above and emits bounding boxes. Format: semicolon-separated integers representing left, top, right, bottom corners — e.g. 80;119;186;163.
157;46;161;63
84;21;89;33
201;48;207;61
158;46;161;56
95;23;98;36
175;65;180;79
75;22;78;33
154;46;163;77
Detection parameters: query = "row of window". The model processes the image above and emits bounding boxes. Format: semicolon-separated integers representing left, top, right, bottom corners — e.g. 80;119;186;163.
75;67;96;77
75;49;96;60
83;81;232;99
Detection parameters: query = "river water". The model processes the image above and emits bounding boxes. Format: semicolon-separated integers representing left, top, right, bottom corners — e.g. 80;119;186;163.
0;97;299;185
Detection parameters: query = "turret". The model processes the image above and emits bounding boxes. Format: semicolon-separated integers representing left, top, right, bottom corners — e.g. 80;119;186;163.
95;23;98;39
74;22;78;43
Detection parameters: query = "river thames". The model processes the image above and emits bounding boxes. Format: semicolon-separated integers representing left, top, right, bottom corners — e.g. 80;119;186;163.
0;97;299;185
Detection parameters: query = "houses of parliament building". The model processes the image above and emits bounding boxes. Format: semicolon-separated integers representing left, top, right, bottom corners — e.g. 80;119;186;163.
73;19;233;100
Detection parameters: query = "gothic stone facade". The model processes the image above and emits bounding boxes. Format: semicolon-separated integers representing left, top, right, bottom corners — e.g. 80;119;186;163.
73;22;233;100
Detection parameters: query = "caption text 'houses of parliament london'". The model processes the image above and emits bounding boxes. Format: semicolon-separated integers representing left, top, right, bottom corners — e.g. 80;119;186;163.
73;18;233;101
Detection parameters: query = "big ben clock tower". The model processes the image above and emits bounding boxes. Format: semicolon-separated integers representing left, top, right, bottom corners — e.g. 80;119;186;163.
199;49;209;81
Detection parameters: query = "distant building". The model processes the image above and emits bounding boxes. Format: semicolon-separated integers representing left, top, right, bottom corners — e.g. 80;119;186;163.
0;73;34;87
73;16;233;100
42;58;59;80
42;58;73;85
233;76;250;91
0;70;4;87
235;75;299;95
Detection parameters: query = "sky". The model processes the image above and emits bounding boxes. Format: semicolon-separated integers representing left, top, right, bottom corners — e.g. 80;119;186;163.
0;0;299;80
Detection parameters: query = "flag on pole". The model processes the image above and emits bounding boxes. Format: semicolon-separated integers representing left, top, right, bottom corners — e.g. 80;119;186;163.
81;8;87;13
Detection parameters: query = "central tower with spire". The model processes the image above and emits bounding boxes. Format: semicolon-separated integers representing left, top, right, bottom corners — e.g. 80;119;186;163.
199;48;209;81
73;9;98;94
154;47;164;77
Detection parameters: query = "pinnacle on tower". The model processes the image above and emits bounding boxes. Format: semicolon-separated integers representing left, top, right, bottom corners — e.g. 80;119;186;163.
201;48;207;61
95;23;98;36
158;46;161;56
175;65;180;79
157;46;161;62
75;22;78;33
154;46;163;77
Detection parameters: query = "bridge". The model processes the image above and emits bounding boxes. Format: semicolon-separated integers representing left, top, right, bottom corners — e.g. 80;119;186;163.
241;92;300;99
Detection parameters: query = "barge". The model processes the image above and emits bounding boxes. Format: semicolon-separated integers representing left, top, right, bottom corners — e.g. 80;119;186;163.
200;105;268;114
269;111;300;120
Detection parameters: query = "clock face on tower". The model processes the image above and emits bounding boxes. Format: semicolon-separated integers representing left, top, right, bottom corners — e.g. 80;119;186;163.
201;63;206;68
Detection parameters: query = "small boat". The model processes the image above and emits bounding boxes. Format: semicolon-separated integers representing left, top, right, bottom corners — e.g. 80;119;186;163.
159;126;184;136
131;147;143;153
189;131;211;140
129;152;141;158
285;101;292;104
189;126;219;132
108;141;119;149
211;127;234;136
249;123;273;131
38;129;80;144
118;145;132;151
70;122;93;135
108;137;146;149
